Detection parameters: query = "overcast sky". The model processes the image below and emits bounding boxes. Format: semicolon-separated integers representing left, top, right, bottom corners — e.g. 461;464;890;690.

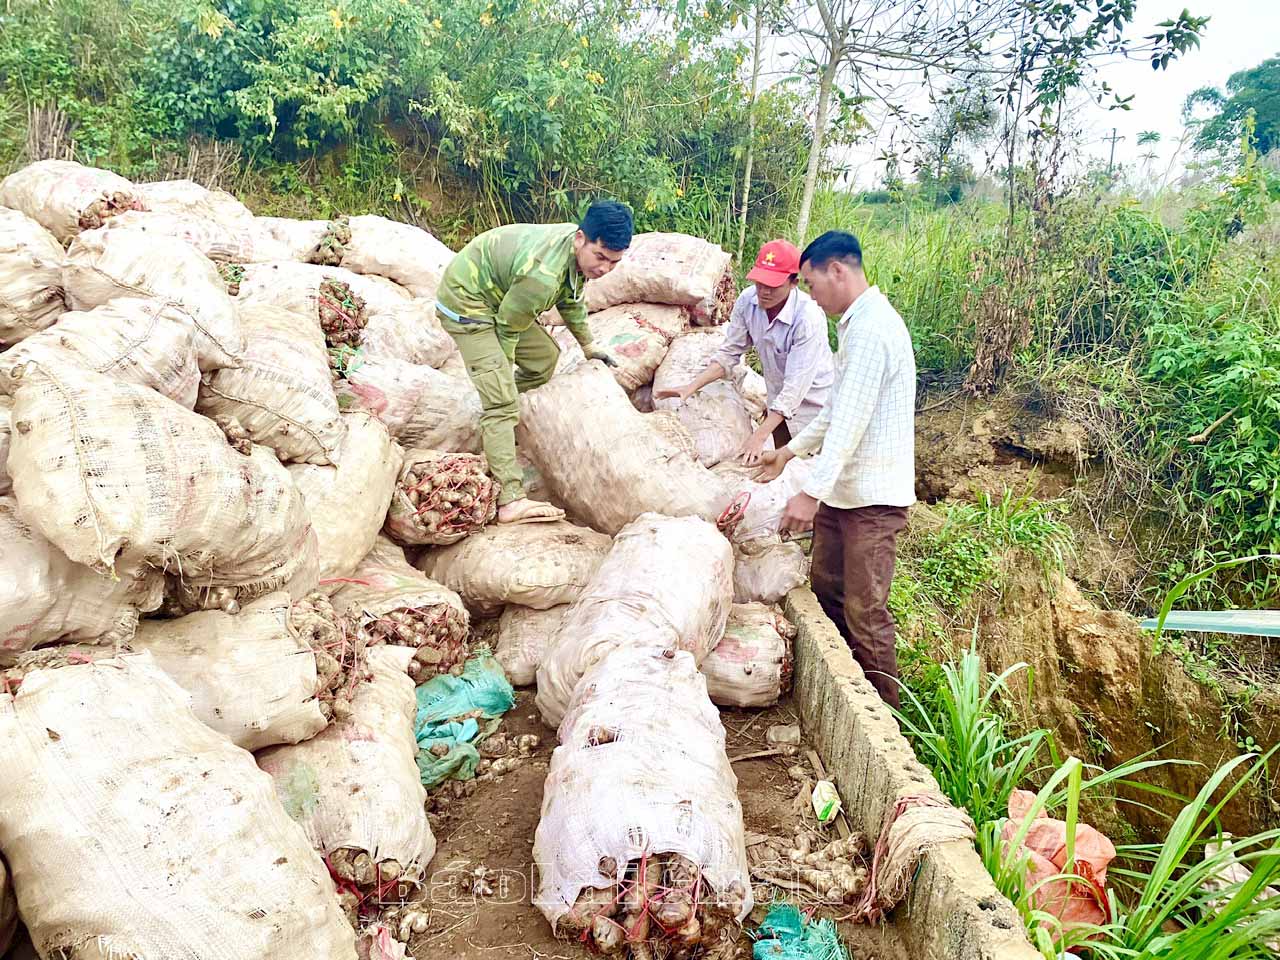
774;0;1280;187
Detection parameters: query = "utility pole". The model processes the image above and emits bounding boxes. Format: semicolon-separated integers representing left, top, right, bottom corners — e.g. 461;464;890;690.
1104;128;1124;175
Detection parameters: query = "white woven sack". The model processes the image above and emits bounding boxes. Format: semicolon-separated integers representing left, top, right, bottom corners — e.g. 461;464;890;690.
0;651;358;959
254;216;330;260
332;537;468;625
0;855;15;957
517;363;731;535
0;397;12;495
197;302;344;464
534;646;752;929
702;603;792;708
0;206;65;344
258;644;436;884
289;413;404;588
131;593;328;751
63;226;245;371
535;513;733;726
417;520;611;616
711;457;813;544
584;232;731;318
340;215;454;299
102;209;292;263
136;178;253;223
336;356;482;452
8;363;313;591
494;605;567;686
0;159;139;243
359;300;456;368
0;298;201;407
732;537;808;604
654;329;755;467
552;303;687;392
0;496;162;667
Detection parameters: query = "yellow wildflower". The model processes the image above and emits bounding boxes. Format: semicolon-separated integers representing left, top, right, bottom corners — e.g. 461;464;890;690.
580;35;589;47
328;7;345;29
586;70;605;85
559;59;570;68
675;186;685;197
432;17;442;27
479;10;494;26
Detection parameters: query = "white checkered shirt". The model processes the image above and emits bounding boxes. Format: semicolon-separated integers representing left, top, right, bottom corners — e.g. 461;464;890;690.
787;286;916;508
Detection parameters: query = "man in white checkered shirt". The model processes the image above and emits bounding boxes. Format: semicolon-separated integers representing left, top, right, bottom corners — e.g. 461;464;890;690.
757;231;916;708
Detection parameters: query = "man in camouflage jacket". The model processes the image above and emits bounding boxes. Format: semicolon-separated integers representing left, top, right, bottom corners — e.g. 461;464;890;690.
436;200;633;524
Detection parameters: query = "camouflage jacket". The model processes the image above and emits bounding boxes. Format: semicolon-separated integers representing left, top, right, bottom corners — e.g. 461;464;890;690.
436;222;592;360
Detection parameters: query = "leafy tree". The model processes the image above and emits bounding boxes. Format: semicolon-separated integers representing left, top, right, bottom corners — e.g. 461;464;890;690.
1185;55;1280;157
916;89;997;205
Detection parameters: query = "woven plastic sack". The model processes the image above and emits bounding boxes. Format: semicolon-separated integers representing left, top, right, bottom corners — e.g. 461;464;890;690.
0;159;140;243
0;298;201;407
494;605;567;686
332;537;470;684
0;206;66;345
517;363;731;535
535;513;733;726
254;216;331;261
584;232;733;322
336;356;483;452
8;363;313;592
328;215;454;300
0;397;12;495
733;537;808;604
534;646;752;940
130;592;343;751
197;302;345;464
136;178;253;223
712;457;814;544
102;209;293;264
289;412;404;586
553;303;688;391
654;330;755;467
0;651;358;959
703;603;794;708
735;366;768;420
235;260;369;349
0;496;163;667
418;520;612;617
385;449;497;546
63;226;245;371
258;644;437;901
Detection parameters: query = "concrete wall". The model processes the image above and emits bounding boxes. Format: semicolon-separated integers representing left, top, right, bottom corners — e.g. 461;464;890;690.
785;587;1041;960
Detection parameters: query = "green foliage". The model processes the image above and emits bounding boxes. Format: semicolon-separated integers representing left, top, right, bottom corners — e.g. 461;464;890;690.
893;645;1051;827
1186;55;1280;157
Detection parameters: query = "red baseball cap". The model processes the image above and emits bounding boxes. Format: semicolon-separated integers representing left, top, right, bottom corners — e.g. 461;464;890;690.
746;239;801;287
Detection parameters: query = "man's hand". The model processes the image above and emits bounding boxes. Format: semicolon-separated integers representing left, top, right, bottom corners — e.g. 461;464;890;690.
780;491;819;534
738;430;769;466
653;382;695;403
754;448;792;483
584;346;617;368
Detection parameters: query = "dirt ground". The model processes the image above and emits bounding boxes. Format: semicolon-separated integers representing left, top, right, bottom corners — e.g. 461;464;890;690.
408;693;906;960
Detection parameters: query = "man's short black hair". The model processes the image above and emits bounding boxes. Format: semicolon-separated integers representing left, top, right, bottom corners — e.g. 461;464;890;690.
800;231;862;271
581;200;634;251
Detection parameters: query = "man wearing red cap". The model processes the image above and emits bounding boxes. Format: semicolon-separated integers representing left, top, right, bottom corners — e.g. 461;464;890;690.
653;239;833;464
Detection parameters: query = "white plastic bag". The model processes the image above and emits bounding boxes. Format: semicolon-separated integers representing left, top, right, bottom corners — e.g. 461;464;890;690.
494;605;567;686
654;330;755;466
702;603;794;708
8;363;314;595
0;495;162;667
258;644;437;899
289;413;404;586
584;232;733;324
0;205;66;345
0;651;358;959
517;363;731;535
0;298;201;407
417;520;611;616
136;179;254;223
534;646;752;944
535;513;733;726
732;537;808;604
0;159;140;243
197;302;345;464
63;226;245;371
131;592;336;751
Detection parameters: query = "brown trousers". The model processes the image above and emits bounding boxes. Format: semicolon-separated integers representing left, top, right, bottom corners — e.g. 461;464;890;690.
810;503;909;709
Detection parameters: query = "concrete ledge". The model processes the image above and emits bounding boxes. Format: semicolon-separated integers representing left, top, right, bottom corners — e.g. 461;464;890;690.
785;587;1040;960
